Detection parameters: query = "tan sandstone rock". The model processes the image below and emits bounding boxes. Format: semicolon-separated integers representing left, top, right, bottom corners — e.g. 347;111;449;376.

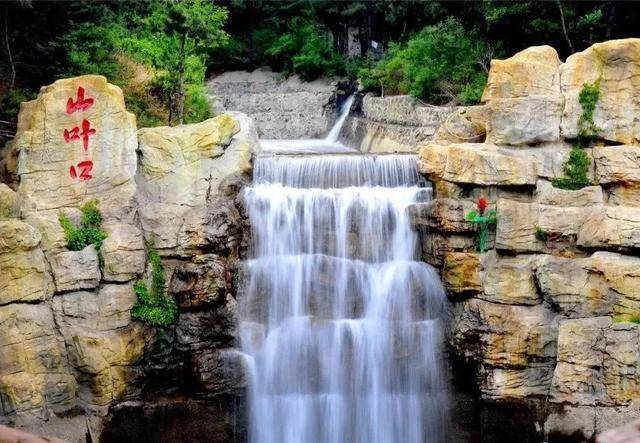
607;184;640;206
449;298;560;399
433;106;487;145
536;252;640;318
0;220;41;253
408;198;476;233
48;245;101;292
593;145;640;184
0;220;53;305
480;252;540;305
535;180;603;206
0;184;17;218
419;143;537;186
420;232;475;267
442;252;482;294
578;206;640;249
0;304;76;417
15;75;138;222
482;46;563;145
100;223;145;282
136;113;255;253
551;317;639;406
561;39;640;145
483;46;562;100
496;197;602;253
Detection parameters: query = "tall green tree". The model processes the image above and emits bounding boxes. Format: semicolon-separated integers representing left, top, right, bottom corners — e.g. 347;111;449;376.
159;0;227;124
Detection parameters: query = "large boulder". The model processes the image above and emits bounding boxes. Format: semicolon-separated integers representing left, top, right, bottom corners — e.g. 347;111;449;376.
551;317;639;406
449;298;560;399
15;75;137;222
482;46;563;145
0;304;76;420
418;143;537;186
536;252;640;318
136;113;255;254
561;39;640;144
578;206;640;249
0;220;53;305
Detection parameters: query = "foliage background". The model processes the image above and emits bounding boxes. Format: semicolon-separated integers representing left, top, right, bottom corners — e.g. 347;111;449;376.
0;0;637;126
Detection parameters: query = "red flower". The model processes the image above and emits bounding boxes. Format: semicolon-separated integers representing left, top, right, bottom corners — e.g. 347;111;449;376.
477;197;488;214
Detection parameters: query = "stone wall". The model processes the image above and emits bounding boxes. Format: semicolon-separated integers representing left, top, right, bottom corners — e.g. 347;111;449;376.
207;69;338;139
414;39;640;441
0;76;258;440
340;95;479;153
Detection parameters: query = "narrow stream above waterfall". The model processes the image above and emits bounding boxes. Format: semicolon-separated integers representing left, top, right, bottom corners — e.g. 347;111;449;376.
238;98;450;441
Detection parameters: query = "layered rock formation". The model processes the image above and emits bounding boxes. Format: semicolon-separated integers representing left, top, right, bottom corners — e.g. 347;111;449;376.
0;75;257;440
207;69;337;139
340;95;466;153
415;39;640;441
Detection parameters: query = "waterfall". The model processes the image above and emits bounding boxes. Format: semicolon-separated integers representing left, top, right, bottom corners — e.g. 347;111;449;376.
240;153;449;443
325;94;355;143
260;95;355;153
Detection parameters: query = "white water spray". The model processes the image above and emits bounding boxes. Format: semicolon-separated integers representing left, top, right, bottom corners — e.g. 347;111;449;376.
260;95;355;153
325;94;355;143
240;152;449;443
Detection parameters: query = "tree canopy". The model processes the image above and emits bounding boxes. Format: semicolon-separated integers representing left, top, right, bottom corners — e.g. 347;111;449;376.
0;1;638;125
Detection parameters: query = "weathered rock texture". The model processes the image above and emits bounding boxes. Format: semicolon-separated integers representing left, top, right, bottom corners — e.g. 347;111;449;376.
341;95;467;153
207;69;337;139
417;39;640;441
0;75;257;441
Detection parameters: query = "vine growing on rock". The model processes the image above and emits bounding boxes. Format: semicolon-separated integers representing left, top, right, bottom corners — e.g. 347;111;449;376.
553;79;601;190
131;247;177;327
58;200;107;269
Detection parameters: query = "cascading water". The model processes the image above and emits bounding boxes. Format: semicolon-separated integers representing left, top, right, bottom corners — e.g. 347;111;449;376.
260;94;355;153
239;150;450;442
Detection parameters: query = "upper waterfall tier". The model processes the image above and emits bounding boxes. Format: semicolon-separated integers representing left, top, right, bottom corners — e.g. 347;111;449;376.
254;154;425;188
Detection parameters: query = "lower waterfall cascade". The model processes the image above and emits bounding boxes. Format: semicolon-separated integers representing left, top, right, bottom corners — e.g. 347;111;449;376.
239;152;450;443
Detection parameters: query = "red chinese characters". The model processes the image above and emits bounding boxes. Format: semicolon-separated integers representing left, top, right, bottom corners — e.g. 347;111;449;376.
64;119;96;151
64;86;97;181
69;161;94;181
66;86;94;114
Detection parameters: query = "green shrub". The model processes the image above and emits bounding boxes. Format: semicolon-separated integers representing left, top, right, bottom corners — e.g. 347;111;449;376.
534;226;549;242
613;314;640;324
358;18;488;105
577;79;601;142
264;18;345;80
131;248;177;327
552;145;592;190
553;80;600;190
58;200;108;267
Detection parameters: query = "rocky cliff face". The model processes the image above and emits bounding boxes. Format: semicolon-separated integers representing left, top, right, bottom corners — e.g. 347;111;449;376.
207;69;338;139
341;95;471;153
415;39;640;441
0;76;258;440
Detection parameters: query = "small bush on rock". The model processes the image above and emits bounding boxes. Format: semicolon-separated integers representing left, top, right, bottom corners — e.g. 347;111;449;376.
552;146;592;190
613;314;640;324
534;226;549;242
577;78;601;142
59;200;108;266
553;80;600;191
131;248;177;327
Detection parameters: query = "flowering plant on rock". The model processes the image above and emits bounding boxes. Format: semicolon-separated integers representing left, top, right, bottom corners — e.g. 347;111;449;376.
465;197;497;252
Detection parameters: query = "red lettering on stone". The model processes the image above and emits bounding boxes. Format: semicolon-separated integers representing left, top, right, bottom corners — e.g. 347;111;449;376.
63;119;96;151
66;87;94;114
69;161;93;181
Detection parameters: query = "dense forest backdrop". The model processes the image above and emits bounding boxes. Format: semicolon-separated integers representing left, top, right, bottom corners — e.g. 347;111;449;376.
0;0;637;127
